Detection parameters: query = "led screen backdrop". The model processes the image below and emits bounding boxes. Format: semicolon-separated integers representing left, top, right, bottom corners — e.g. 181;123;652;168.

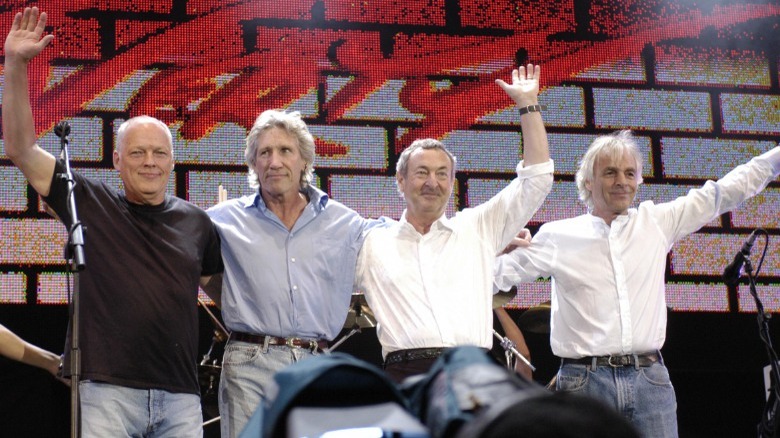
1;0;780;313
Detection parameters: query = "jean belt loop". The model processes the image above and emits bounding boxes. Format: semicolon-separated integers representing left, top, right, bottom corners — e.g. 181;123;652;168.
262;335;271;352
591;356;597;369
633;353;640;370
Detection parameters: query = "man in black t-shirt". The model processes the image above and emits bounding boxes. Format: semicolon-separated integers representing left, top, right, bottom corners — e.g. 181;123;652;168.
3;7;223;437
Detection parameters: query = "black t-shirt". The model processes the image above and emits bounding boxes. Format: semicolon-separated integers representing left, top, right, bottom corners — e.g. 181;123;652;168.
43;162;223;394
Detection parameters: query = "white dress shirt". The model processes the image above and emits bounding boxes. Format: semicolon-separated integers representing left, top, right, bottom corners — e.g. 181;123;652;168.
355;160;554;358
495;147;780;358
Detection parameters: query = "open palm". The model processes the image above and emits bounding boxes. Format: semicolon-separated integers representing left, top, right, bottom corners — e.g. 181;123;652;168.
495;64;541;106
4;7;53;63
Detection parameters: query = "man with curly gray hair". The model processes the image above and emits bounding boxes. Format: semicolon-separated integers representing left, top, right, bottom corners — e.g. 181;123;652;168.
205;109;379;438
495;130;780;437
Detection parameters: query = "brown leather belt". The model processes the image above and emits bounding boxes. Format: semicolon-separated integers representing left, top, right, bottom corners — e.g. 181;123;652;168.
229;331;327;352
561;352;660;368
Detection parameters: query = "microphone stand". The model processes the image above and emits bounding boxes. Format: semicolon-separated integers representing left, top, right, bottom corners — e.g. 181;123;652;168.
56;121;87;438
745;256;780;438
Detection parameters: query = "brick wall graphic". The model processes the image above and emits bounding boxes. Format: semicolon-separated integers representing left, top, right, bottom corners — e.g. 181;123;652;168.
2;0;780;312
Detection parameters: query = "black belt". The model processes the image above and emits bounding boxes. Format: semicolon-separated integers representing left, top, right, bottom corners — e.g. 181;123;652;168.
229;331;327;352
384;347;449;366
561;352;660;368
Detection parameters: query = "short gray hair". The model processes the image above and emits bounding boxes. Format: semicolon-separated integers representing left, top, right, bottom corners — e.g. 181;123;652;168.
575;130;643;210
115;115;173;155
245;110;315;190
395;138;457;196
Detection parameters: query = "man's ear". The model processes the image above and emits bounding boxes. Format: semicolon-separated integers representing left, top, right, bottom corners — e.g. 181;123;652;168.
396;173;405;197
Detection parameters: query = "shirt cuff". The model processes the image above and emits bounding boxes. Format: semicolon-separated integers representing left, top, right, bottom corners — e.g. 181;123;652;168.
516;159;554;178
759;146;780;176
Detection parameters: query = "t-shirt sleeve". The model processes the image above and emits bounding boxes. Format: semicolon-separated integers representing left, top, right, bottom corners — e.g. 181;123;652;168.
201;221;224;276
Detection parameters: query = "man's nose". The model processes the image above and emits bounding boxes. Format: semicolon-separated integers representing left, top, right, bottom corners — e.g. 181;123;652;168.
143;151;156;166
268;150;283;167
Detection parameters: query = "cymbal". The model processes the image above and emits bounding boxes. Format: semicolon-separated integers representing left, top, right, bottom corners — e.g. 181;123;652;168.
518;300;551;334
493;287;517;309
344;294;376;329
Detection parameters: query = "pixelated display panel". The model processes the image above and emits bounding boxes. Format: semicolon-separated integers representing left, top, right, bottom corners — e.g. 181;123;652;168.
666;282;731;313
37;273;72;305
0;273;26;304
1;1;779;313
740;284;780;313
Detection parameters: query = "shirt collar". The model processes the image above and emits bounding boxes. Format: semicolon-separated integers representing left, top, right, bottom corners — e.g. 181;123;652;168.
588;208;636;226
245;185;330;211
399;210;453;233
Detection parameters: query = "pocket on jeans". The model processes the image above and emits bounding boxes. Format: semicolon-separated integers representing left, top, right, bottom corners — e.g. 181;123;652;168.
222;342;262;366
640;363;673;387
556;365;589;392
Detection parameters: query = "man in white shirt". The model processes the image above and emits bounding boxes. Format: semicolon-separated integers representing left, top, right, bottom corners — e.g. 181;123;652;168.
494;130;780;437
355;64;554;383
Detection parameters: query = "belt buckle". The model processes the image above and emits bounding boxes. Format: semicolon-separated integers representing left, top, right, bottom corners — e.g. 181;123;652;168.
285;337;318;352
607;355;627;367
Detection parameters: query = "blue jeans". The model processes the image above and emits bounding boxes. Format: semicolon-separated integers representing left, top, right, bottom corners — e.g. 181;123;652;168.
219;340;318;438
556;361;678;438
79;381;202;437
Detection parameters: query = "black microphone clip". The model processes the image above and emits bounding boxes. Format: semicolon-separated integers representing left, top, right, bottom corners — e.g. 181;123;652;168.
54;121;71;139
723;230;758;287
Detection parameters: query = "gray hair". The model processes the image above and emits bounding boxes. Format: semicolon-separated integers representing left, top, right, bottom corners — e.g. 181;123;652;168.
115;115;173;155
575;130;643;210
245;110;315;190
395;138;457;196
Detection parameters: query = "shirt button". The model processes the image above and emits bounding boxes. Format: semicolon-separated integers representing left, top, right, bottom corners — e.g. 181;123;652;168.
293;286;298;291
291;257;296;262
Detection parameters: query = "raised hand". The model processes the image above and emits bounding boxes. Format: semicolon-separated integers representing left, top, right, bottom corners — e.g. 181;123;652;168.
495;64;541;107
500;228;533;255
218;184;228;203
4;7;54;64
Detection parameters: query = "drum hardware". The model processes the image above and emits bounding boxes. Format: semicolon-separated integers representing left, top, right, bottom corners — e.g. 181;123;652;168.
197;297;228;386
325;294;376;353
493;289;535;371
200;331;224;368
198;298;230;341
546;374;557;391
199;351;221;424
492;329;535;372
197;298;227;425
492;288;517;309
517;300;551;334
203;416;220;427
